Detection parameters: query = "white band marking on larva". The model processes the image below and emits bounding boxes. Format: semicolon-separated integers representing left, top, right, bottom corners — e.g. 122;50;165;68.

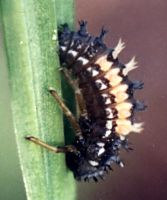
120;136;125;140
102;94;112;105
77;57;89;65
91;69;99;77
87;67;92;72
68;49;78;57
60;46;67;51
97;142;105;147
95;79;108;90
105;98;112;105
89;160;99;166
106;120;113;129
70;41;74;47
98;148;105;156
102;93;108;98
87;67;99;77
105;129;112;137
105;108;114;119
77;44;82;49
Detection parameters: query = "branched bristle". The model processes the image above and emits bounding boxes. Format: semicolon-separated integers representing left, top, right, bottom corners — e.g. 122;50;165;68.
99;26;108;40
123;56;138;75
130;80;144;90
133;100;147;111
112;38;125;59
132;123;144;133
78;20;88;36
79;20;87;26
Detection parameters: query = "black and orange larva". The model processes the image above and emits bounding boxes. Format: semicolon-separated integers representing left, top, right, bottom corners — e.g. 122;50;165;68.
26;21;146;182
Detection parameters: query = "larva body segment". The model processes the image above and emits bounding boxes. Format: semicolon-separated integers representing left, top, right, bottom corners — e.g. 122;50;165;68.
58;21;145;181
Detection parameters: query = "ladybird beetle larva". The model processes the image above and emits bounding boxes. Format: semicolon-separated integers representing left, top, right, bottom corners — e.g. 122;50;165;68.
26;21;146;182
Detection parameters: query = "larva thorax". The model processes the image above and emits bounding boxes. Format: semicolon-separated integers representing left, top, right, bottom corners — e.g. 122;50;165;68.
58;21;145;181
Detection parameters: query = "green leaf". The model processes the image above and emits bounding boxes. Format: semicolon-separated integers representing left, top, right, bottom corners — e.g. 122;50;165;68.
0;0;76;200
56;0;75;27
55;0;76;144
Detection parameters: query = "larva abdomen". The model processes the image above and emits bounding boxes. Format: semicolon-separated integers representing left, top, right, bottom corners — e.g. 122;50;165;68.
58;21;145;181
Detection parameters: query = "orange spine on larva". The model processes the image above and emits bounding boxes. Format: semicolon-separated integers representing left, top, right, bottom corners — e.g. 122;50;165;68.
90;50;143;139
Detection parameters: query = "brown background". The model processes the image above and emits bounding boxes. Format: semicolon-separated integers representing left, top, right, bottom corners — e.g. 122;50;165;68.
76;0;167;200
0;1;167;200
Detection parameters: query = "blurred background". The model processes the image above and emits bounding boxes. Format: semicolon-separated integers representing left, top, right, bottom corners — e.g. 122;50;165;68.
0;0;167;199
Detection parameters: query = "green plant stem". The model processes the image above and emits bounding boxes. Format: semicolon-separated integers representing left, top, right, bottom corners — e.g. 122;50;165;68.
0;0;75;200
55;0;76;144
56;0;75;27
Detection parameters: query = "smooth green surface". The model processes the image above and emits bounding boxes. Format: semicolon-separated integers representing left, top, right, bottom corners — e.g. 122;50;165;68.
0;23;26;200
56;0;76;145
0;0;75;200
56;0;75;27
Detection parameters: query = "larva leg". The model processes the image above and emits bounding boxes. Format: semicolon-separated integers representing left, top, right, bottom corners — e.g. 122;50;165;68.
61;68;87;116
49;87;81;136
25;136;77;153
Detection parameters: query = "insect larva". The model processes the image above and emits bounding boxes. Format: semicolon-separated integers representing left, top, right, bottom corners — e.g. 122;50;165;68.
26;21;146;182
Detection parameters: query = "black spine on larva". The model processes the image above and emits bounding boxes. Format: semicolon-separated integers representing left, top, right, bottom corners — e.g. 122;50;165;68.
58;22;145;182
